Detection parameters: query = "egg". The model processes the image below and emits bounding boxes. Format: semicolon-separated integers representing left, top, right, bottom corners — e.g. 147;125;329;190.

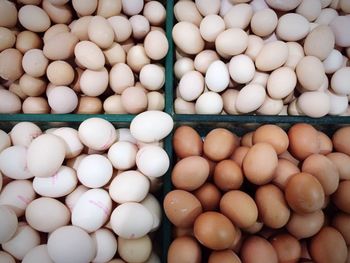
0;205;18;244
272;159;300;189
74;40;105;70
310;227;348;263
173;126;203;158
109;170;149;203
25;197;70;233
204;128;238;161
118;235;152;263
240;235;278;263
304;25;335;61
195;91;224;114
220;190;258;228
0;0;17;28
22;49;48;78
140;193;162;232
72;0;97;16
270;233;301;263
213;159;243;191
0;48;24;81
327;152;350;180
48;86;78;113
330;16;350;47
276;13;310;41
199;15;225;42
285;172;325;213
47;225;96;263
208;250;241;263
174;1;202;26
255;184;290;228
251;8;278;37
206;60;230;92
88;16;114;49
0;146;33;180
126;45;151;73
193;182;221;212
22;245;53;263
331;67;350;96
168;236;201;263
90;228;117;263
139;64;165;91
42;0;72;25
253;124;289;154
332;212;350;245
46;60;75;86
110;202;153;239
108;16;132;42
230;146;250;167
18;5;51;33
215;28;248;57
229;54;255;84
256;41;289;71
52;127;83;159
224;3;252;29
332;180;350;213
65;185;88;212
107;141;137;170
332;126;350;155
43;32;79;60
235;84;266;113
144;30;169;60
164;190;202;228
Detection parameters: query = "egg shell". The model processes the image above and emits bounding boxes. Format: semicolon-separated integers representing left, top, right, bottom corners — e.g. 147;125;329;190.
91;228;117;263
276;13;310;41
255;184;290;228
0;146;32;180
332;180;350;213
42;0;72;25
213;159;243;191
208;250;241;263
310;227;348;263
304;25;335;61
72;189;112;233
0;205;18;244
140;193;162;232
224;3;252;29
243;142;278;185
330;16;350;47
215;28;248;57
107;16;132;43
174;1;202;26
140;64;165;91
121;86;148;114
22;49;48;78
229;54;255;84
25;197;70;233
109;170;150;203
88;16;114;49
220;190;258;229
193;182;221;212
222;89;239;115
241;235;278;263
143;1;166;26
167;236;201;263
236;84;266;113
47;60;75;86
109;63;135;94
0;251;15;263
0;180;35;216
33;166;77;198
296;0;321;21
136;145;169;178
118;235;152;263
256;41;289;71
47;225;96;263
65;185;89;212
74;40;105;70
174;57;195;79
107;141;137;170
0;0;17;28
333;126;350;155
48;86;78;114
327;152;350;180
267;67;296;99
111;202;153;239
251;8;278;37
72;0;97;16
18;5;51;32
272;159;300;189
97;0;122;18
52;127;83;159
194;211;236;250
2;223;40;260
163;190;202;228
22;245;53;263
331;67;350;95
270;234;301;263
126;45;151;73
130;111;173;143
285;172;325;213
0;49;24;81
173;126;203;158
78;118;117;151
179;70;204;101
199;15;225;42
253;124;289;154
43;32;79;60
103;42;126;66
144;30;169;60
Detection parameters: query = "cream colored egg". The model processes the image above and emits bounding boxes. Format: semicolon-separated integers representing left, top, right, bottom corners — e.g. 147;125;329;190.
147;91;164;111
122;0;143;15
97;0;122;18
139;64;165;91
126;45;150;73
0;27;16;52
284;41;304;70
216;28;248;57
47;225;96;263
0;205;18;244
195;0;220;16
0;146;33;180
88;16;114;49
276;13;310;41
304;25;335;60
195;91;223;114
72;0;97;16
16;31;42;54
108;141;137;170
297;91;330;117
22;97;50;114
222;89;239;114
236;84;266;113
121;86;148;114
22;49;48;78
256;41;289;71
251;8;278;37
0;0;17;28
110;63;135;94
0;251;15;263
42;0;72;24
91;228;118;263
74;41;105;70
327;89;348;115
52;127;83;159
323;49;343;74
179;70;204;101
331;67;350;95
46;60;74;86
257;96;284;115
18;5;51;32
103;95;127;114
43;24;70;43
118;235;152;263
174;57;195;79
143;1;166;26
315;8;338;25
174;98;196;114
245;35;264;61
19;74;46;97
111;202;153;239
224;3;253;29
265;0;302;11
330;16;350;47
229;54;255;84
108;16;132;43
172;22;204;55
22;245;53;263
136;145;170;178
80;67;108;96
296;0;322;22
72;189;112;233
296;56;325;91
0;180;35;216
48;86;78;114
25;197;70;233
144;30;169;60
0;48;24;81
43;32;79;60
2;223;40;260
174;1;203;26
205;60;230;92
267;67;296;99
69;16;92;41
199;15;225;42
109;170;150;203
194;50;220;74
129;15;150;40
0;89;21;113
103;42;126;66
33;166;77;198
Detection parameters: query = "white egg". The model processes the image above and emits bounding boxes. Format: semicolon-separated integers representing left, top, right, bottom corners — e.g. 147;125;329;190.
10;122;42;147
108;141;138;170
195;91;223;114
0;146;33;179
90;228;117;263
22;245;53;263
205;60;230;92
136;145;169;178
229;54;255;84
0;205;18;244
179;70;204;101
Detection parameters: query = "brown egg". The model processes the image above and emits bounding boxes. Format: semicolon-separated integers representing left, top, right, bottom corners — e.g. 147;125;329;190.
332;180;350;213
220;190;258;229
204;128;239;162
310;227;348;263
172;156;209;191
286;210;325;239
121;86;148;114
272;159;300;189
193;182;221;212
253;125;289;154
241;131;254;147
255;184;290;229
46;60;75;86
208;250;241;263
22;97;50;113
333;127;350;156
214;159;243;191
327;152;350;180
19;74;46;97
241;235;278;263
278;150;300;166
76;96;102;114
164;190;202;228
16;31;42;53
43;32;79;60
270;233;301;263
194;211;236;250
333;213;350;245
285;173;325;213
0;48;24;81
243;143;278;185
167;236;201;263
318;131;333;155
230;146;249;167
302;154;339;195
288;123;320;160
173;126;203;158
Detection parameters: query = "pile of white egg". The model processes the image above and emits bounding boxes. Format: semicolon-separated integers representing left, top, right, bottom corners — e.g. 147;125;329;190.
173;0;350;117
0;0;168;114
0;111;173;263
